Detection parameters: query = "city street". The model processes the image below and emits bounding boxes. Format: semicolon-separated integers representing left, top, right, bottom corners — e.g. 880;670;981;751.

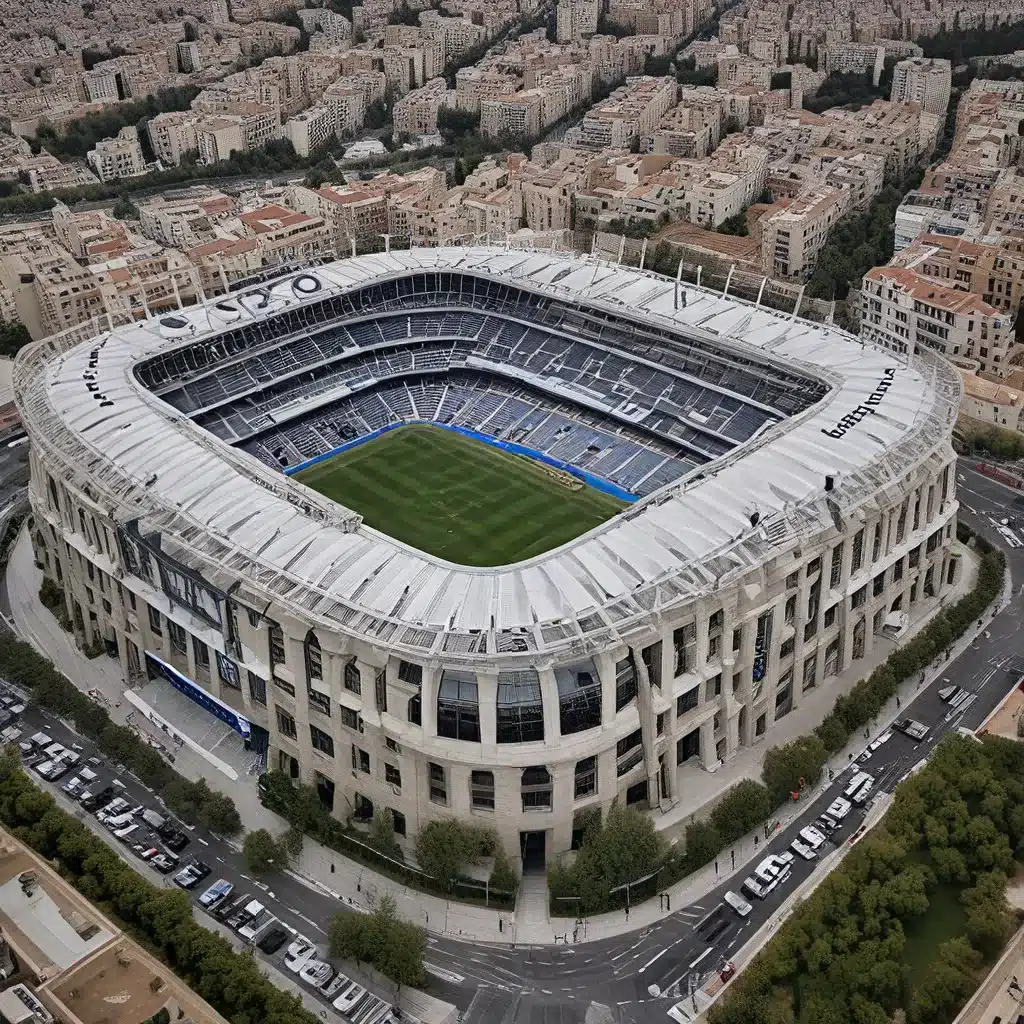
3;459;1024;1024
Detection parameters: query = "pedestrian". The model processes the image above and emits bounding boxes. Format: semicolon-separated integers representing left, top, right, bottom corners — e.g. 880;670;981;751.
896;696;901;709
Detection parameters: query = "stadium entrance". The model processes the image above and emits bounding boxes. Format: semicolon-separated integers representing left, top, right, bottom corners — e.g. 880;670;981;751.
520;829;546;871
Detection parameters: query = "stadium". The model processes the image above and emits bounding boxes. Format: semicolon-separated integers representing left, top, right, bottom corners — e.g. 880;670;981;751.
16;244;961;866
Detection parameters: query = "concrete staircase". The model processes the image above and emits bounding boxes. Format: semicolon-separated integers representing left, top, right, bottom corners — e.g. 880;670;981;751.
513;870;550;943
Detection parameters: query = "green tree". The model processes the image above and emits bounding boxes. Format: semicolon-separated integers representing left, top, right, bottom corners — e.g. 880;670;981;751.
761;735;828;805
367;809;404;861
0;317;32;358
243;828;284;876
414;818;491;889
112;195;138;220
710;779;773;845
488;844;519;897
328;908;381;967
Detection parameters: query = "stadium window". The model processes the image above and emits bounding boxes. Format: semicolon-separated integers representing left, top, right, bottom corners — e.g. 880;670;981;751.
780;638;794;659
615;656;637;712
807;557;821;577
521;766;552;811
896;498;909;544
248;671;267;706
340;706;360;731
168;620;187;656
87;561;94;582
872;523;882;562
354;746;370;773
148;605;162;636
391;810;406;837
269;623;287;666
852;585;867;609
641;642;662;688
408;691;421;726
616;729;644;777
732;627;742;652
385;737;400;753
193;637;210;669
304;631;322;682
830;544;844;588
308;687;331;717
802;656;817;691
429;762;448;805
437;673;480;742
128;591;136;611
276;709;297;740
272;675;295;697
823;605;837;628
374;668;388;714
673;623;697;675
344;659;361;695
851;529;864;574
557;666;602;735
246;608;261;628
496;671;544;743
384;763;401;789
785;595;796;624
217;652;240;689
710;673;722;697
310;724;334;758
657;712;666;736
785;571;799;590
470;769;494;809
676;686;699;717
398;660;422;687
574;756;597;799
102;599;111;615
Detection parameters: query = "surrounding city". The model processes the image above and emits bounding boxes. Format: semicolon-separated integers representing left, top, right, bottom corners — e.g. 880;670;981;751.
2;0;1024;1024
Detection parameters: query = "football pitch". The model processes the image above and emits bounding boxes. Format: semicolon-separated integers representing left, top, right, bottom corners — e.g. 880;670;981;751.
294;425;627;566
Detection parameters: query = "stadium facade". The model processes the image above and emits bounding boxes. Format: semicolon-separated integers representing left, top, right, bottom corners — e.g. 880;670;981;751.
15;245;962;865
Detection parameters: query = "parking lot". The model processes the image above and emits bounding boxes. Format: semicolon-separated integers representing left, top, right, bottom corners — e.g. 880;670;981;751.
7;704;401;1024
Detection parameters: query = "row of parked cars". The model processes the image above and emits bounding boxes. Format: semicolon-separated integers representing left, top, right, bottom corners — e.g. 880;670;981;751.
283;933;397;1024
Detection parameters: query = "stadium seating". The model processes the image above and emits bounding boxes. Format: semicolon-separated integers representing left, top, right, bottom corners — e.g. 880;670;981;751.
138;272;828;501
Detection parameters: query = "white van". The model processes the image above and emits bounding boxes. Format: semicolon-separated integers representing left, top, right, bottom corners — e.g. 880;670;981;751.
843;772;872;801
724;890;752;917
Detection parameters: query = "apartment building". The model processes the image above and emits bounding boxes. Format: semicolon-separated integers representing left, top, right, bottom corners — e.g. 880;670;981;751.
957;369;1024;434
521;158;589;230
86;126;147;182
455;68;522;113
821;43;886;85
890;56;952;116
895;189;986;249
646;104;714;158
811;149;886;212
393;78;455;135
138;189;237;249
717;54;773;89
823;100;941;177
238;204;335;264
575;76;677;150
556;0;600;41
195;116;245;164
481;90;544;139
760;185;848;279
284;105;334;157
147;111;199;166
890;232;1024;315
861;264;1013;374
420;10;488;62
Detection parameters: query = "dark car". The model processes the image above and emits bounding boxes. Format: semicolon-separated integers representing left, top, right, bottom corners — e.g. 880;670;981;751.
163;831;190;853
257;926;289;954
80;786;115;812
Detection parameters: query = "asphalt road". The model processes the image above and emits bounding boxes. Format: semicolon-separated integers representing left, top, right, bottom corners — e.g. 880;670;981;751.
5;460;1024;1024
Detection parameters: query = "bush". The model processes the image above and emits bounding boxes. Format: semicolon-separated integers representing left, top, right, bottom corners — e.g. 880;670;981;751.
367;809;404;862
709;779;773;846
328;893;425;990
548;804;666;916
488;845;519;898
414;818;494;890
761;735;828;806
0;637;242;836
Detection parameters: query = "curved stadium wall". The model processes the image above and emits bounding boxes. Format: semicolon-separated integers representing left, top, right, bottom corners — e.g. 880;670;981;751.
14;246;961;862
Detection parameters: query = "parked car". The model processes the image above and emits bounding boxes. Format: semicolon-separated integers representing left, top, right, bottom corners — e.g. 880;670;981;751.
62;767;99;797
199;879;233;908
299;960;334;987
799;826;827;850
96;797;130;823
333;983;367;1015
284;936;317;973
113;823;140;843
150;853;179;874
239;908;273;941
826;797;852;821
163;831;190;853
320;974;349;999
256;925;290;954
790;838;817;860
80;786;114;812
173;861;211;889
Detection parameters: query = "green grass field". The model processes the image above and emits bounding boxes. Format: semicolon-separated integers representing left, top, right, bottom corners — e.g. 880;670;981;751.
294;425;626;565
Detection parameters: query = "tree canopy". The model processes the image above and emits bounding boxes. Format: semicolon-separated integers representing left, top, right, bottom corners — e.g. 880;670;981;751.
328;894;425;991
0;318;32;358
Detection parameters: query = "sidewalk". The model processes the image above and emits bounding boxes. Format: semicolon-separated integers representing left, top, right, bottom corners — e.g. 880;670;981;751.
4;523;1008;948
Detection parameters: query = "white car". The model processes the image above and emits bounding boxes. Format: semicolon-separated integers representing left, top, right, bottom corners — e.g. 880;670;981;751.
333;983;366;1015
723;890;752;917
284;936;317;973
799;826;827;850
776;850;795;866
852;780;874;806
826;797;852;821
298;960;334;987
321;974;350;999
790;838;817;860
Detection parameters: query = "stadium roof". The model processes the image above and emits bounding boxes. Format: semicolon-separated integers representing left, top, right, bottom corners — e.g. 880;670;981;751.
21;246;960;661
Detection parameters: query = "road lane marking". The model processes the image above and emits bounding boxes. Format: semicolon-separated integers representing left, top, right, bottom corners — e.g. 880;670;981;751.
689;947;713;969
